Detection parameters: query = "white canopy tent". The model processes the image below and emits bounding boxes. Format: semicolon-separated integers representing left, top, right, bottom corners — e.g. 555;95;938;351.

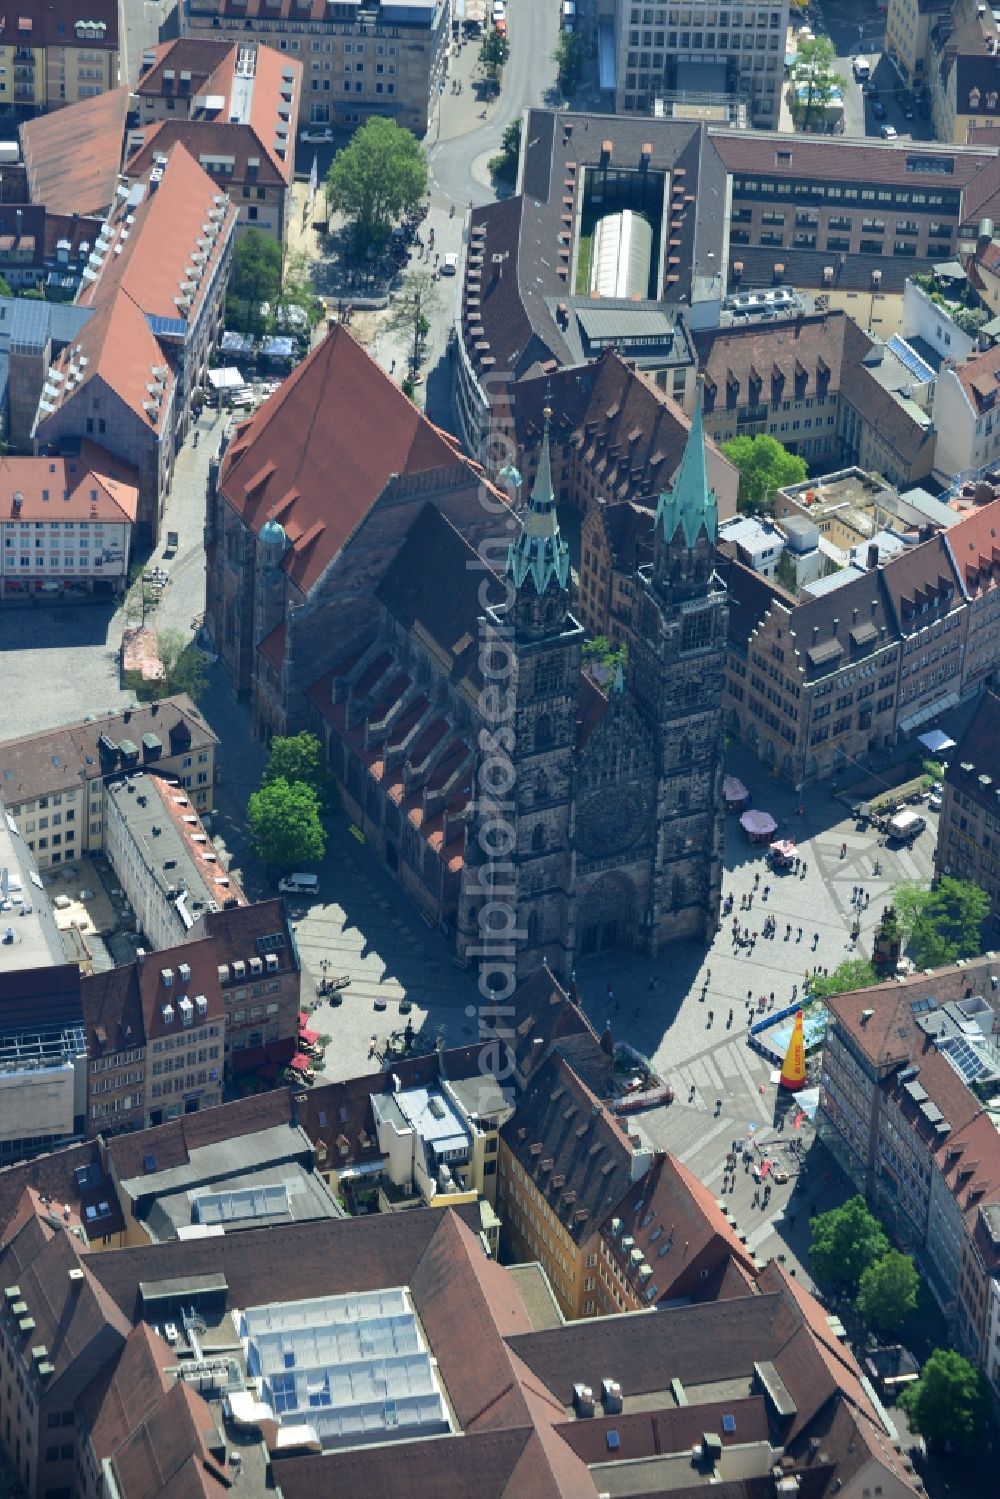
917;728;956;755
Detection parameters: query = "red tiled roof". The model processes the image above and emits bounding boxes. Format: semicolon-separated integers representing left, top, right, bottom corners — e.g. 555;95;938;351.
943;497;1000;596
951;342;1000;413
44;287;173;433
218;326;478;594
135;38;232;98
0;443;139;524
20;87;129;216
258;620;286;668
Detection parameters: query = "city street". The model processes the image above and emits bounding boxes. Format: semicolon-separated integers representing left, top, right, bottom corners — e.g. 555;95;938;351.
806;0;934;141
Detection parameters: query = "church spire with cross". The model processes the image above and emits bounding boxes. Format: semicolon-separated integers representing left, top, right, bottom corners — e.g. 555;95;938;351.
654;380;718;550
506;402;570;597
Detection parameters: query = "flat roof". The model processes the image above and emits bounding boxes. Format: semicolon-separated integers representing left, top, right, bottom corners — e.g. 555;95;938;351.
139;1271;228;1302
0;812;67;973
576;304;675;343
393;1085;470;1154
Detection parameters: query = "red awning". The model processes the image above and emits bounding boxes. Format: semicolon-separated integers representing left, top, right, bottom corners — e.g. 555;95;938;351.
232;1045;267;1071
299;1028;320;1045
290;1053;312;1072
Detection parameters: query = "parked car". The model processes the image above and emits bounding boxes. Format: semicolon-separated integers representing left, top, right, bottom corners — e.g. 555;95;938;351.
872;98;886;119
300;126;334;143
929;793;943;811
880;124;898;139
441;252;459;275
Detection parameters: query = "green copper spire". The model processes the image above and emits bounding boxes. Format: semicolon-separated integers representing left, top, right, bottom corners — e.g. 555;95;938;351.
655;385;718;550
507;405;570;595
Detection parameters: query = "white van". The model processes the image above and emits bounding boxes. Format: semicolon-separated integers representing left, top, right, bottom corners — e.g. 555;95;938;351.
853;57;870;81
278;872;320;895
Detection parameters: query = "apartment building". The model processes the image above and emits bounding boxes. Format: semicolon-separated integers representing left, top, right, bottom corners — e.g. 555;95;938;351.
882;534;966;735
0;0;119;117
885;0;951;88
819;960;1000;1378
184;0;450;135
614;0;789;129
129;39;302;245
935;689;1000;917
103;772;245;953
0;445;138;602
33;144;237;543
0;698;218;872
695;310;866;467
933;343;1000;480
943;494;1000;696
929;0;1000;145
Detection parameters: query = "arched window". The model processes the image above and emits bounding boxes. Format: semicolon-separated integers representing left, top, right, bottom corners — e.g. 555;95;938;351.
532;824;545;853
677;787;689;812
679;735;692;763
535;768;548;800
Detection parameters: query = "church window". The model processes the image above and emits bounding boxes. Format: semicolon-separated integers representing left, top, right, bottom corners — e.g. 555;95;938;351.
682;609;713;652
532;824;545;853
535;769;549;800
679;736;692;763
535;659;563;694
677;787;689;812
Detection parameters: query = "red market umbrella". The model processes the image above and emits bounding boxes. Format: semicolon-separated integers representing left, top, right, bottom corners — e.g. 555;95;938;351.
290;1053;313;1072
299;1028;320;1045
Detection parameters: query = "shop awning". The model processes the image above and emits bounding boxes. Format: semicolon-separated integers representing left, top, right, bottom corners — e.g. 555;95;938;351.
918;728;956;754
299;1028;320;1046
290;1053;312;1072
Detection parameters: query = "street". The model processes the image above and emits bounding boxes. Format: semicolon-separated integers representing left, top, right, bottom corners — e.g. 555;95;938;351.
804;0;935;142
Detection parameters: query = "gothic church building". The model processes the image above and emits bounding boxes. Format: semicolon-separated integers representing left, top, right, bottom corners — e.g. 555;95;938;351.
308;394;727;979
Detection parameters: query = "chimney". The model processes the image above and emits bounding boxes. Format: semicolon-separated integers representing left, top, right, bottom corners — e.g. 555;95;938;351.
867;543;879;569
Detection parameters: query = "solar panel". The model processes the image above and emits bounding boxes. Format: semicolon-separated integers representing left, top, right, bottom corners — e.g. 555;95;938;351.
887;334;934;384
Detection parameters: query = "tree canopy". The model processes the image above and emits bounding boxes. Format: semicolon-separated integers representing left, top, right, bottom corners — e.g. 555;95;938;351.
791;36;844;131
156;628;209;704
262;732;336;813
553;30;583;94
891;876;989;968
808;1195;889;1290
720;434;808;514
488;118;522;185
898;1348;989;1448
326;116;427;248
226;229;282;337
479;28;510;80
385;268;440;375
855;1250;920;1335
808;959;878;1000
247;777;326;870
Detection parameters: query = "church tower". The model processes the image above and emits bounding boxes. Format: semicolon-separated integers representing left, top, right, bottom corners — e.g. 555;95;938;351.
629;387;727;946
458;406;583;981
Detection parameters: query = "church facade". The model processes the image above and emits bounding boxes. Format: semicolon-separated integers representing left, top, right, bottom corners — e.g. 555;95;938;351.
308;395;727;980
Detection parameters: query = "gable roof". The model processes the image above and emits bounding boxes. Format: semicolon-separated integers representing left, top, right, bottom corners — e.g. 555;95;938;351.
218;326;481;594
696;311;868;408
20;87;129;217
501;1052;635;1246
951;341;1000;413
0;444;139;525
880;532;963;632
824;955;1000;1067
80;1322;174;1463
943;496;1000;598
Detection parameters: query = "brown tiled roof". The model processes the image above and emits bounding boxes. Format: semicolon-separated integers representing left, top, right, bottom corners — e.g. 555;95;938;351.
514;353;739;518
555;1396;768;1466
42;279;174;435
501;1052;635;1246
218;326;486;595
0;444;139;524
710;127;994;192
840;363;937;471
785;566;900;684
943;497;1000;601
600;1152;755;1303
951;342;1000;412
82;964;145;1057
0;1214;129;1390
717;548;795;654
80;1322;173;1463
824;956;1000;1067
374;504;506;695
0;0;119;47
880;532;963;633
461;196;569;382
943;689;1000;814
109;1379;228;1499
127;116;290;191
0;694;216;806
135;38;232;99
20;88;129;216
598;501;654;571
105;1088;294;1183
696;311;868;408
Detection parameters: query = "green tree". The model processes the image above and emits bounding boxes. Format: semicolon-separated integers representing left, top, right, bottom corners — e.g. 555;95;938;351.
488;118;522;185
808;1195;889;1291
808;958;878;999
263;731;337;813
774;548;798;593
891;876;989;968
855;1250;920;1335
899;1348;989;1448
952;304;989;337
553;29;584;94
248;777;326;870
155;628;209;705
582;636;627;676
326;116;427;249
385;269;440;375
278;248;324;333
479;28;510;81
226;228;282;338
791;35;844;131
0;275;11;298
720;433;808;515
